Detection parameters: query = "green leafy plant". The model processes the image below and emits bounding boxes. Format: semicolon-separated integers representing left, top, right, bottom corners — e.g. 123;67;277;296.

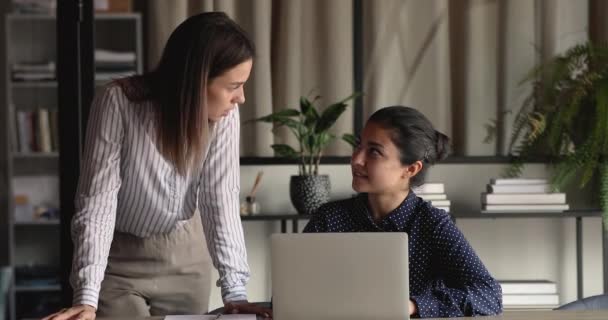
253;93;360;176
505;42;608;227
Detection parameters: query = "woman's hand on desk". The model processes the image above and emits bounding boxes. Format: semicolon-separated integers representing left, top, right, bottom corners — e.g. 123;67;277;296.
224;300;273;319
409;299;417;316
42;304;96;320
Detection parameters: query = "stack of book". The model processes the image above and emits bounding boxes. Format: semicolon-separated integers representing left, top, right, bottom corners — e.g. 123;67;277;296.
15;108;59;153
95;49;137;81
412;183;450;212
11;61;56;82
482;178;569;213
12;0;56;14
500;280;559;310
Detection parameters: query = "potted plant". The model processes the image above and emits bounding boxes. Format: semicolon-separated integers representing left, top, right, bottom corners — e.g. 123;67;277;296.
253;93;359;215
504;42;608;230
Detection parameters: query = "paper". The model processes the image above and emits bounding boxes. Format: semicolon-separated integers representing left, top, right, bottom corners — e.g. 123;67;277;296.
165;315;256;320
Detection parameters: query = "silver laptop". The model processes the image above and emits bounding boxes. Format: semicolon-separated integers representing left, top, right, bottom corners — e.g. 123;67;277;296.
271;232;409;320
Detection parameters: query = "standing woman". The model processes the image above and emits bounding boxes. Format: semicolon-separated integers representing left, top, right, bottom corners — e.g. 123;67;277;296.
44;12;271;319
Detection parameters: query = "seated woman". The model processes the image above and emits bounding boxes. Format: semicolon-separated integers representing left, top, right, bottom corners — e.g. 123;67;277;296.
304;106;502;318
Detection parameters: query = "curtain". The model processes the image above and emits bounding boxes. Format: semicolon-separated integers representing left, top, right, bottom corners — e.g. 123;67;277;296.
146;0;606;157
147;0;353;157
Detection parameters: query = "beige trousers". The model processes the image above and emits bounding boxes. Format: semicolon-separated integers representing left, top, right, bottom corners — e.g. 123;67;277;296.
97;213;212;316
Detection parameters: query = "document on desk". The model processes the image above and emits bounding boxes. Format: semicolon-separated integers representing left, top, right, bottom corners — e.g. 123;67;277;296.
165;315;256;320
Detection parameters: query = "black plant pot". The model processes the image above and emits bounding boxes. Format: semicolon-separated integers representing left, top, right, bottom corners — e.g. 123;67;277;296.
289;175;331;215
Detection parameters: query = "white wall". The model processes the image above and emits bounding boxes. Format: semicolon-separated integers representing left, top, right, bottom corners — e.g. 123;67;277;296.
207;163;604;310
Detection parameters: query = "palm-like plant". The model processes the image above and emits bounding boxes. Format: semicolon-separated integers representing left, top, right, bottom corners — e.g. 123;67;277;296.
253;93;359;176
506;42;608;227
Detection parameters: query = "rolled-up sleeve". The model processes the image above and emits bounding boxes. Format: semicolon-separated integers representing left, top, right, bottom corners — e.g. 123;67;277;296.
198;108;250;303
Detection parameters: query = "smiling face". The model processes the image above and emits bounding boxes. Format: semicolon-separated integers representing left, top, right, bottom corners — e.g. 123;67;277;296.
206;58;253;122
351;121;421;194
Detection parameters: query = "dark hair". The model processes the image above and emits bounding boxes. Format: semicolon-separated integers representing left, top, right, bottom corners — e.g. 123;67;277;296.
116;12;255;175
368;106;450;187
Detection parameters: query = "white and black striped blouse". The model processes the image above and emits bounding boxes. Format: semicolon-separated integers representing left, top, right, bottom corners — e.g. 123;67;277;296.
70;84;249;309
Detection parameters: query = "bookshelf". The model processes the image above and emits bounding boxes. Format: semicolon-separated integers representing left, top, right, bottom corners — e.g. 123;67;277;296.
452;209;602;302
1;12;142;320
238;209;602;305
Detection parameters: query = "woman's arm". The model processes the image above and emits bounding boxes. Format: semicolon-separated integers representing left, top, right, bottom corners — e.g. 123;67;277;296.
70;85;124;309
198;108;250;303
411;213;503;318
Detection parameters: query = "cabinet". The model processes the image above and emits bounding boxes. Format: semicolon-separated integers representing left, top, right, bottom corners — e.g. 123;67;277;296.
1;12;142;320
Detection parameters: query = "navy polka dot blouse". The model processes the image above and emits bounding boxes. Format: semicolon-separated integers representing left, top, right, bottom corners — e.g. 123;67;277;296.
303;191;503;318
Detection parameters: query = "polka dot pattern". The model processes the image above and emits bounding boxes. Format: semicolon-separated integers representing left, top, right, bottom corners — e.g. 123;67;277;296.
303;191;503;318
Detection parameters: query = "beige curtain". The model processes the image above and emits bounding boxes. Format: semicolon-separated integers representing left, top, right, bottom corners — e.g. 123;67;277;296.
146;0;606;157
363;0;597;156
147;0;354;157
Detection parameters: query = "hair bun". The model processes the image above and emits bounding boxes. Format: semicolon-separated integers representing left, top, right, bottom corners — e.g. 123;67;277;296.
435;130;450;161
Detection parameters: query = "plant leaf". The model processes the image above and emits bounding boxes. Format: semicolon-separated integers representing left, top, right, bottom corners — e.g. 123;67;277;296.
253;109;300;123
316;93;361;133
300;96;319;128
342;133;357;147
271;144;299;158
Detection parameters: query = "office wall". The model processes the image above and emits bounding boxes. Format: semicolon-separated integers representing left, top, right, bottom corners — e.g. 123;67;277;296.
206;163;603;310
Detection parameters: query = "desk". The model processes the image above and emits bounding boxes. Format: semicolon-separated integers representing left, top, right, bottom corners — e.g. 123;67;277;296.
96;310;608;320
240;214;312;233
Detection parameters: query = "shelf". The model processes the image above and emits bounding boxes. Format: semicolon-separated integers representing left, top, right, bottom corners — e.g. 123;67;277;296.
8;12;140;20
7;13;55;20
15;284;60;292
454;209;602;219
239;210;603;221
12;152;59;159
95;13;142;20
10;81;57;88
241;214;312;221
13;156;58;176
14;220;60;226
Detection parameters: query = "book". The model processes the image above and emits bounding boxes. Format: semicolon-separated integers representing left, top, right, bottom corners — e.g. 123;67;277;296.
499;280;557;295
416;193;447;200
490;178;548;185
49;110;59;151
503;304;558;310
483;204;570;212
428;200;451;207
8;103;18;152
482;193;566;205
412;183;444;194
37;109;52;153
487;184;552;194
12;61;56;73
95;49;137;63
12;71;55;81
16;111;31;153
502;293;559;305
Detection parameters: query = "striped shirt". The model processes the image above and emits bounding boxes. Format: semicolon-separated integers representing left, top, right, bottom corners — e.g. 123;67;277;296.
70;84;249;309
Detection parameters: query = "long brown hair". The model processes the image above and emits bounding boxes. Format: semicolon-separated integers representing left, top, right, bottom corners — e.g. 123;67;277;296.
116;12;255;175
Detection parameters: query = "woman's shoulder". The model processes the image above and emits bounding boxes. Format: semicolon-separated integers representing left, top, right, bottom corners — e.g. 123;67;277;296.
415;197;452;224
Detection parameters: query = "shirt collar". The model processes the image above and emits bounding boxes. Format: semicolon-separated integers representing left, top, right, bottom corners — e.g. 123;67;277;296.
353;191;419;232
